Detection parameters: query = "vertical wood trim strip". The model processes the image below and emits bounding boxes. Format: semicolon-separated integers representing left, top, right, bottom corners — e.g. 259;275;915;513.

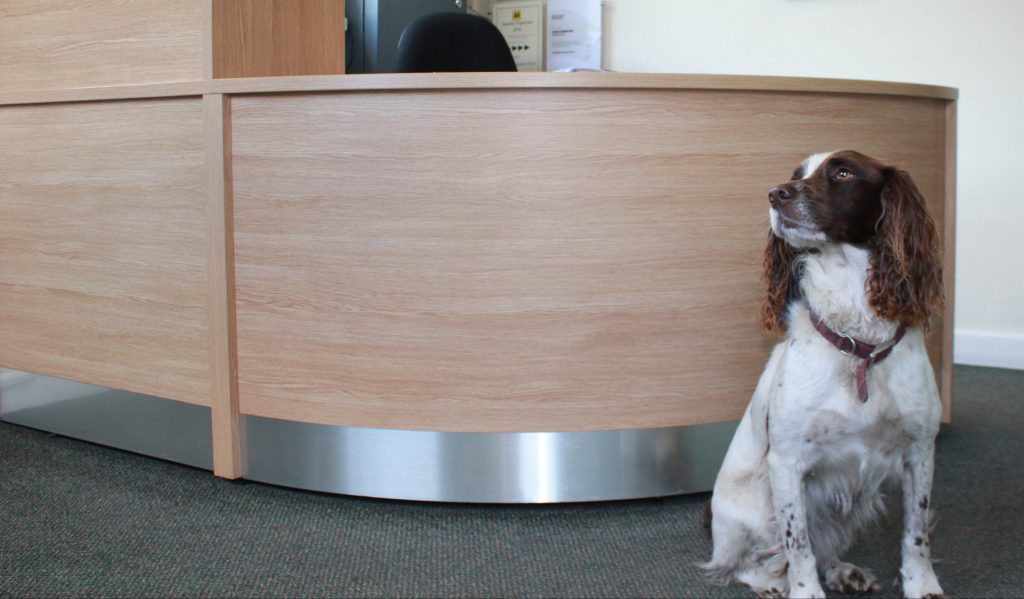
203;0;214;80
941;99;957;424
206;93;242;477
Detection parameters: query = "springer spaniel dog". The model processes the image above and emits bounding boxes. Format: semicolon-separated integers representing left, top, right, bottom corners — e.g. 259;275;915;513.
702;151;945;598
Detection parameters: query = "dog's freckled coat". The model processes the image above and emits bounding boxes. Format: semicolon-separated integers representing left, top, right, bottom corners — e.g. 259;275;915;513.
700;151;945;598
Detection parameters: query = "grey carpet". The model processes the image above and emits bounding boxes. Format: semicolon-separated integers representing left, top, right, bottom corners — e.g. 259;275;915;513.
1;365;1021;598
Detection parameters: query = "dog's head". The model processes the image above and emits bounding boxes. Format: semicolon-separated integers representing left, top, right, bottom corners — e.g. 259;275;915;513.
761;150;943;332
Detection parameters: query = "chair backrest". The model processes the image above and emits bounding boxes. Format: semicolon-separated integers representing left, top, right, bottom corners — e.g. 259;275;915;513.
394;12;517;73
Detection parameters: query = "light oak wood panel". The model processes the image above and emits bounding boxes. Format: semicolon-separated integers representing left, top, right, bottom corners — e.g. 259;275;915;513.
941;101;957;422
213;0;345;78
205;94;243;476
231;89;950;432
199;72;960;99
0;73;958;108
0;0;205;93
0;99;211;405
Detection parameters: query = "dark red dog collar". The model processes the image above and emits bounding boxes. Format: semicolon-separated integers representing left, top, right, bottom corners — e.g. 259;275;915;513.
809;310;907;402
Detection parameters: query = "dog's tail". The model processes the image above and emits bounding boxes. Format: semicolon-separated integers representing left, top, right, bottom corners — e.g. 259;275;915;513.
695;558;735;587
696;493;734;586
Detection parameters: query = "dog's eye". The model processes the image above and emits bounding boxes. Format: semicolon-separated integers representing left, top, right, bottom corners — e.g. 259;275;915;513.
835;168;853;180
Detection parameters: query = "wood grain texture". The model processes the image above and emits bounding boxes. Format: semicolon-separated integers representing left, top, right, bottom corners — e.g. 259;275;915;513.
0;72;959;108
201;72;960;99
204;0;215;80
941;101;957;423
205;94;243;476
0;99;210;404
0;0;205;93
231;89;951;432
212;0;345;78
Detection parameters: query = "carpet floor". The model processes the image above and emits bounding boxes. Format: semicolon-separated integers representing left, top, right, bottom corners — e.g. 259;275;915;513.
1;365;1021;598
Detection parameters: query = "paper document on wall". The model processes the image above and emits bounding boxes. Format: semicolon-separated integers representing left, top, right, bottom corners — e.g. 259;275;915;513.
546;0;602;72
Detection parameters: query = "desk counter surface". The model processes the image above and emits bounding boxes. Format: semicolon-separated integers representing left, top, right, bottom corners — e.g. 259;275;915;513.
0;71;957;106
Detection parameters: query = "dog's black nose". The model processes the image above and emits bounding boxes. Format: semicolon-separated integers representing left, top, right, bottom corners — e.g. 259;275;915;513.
769;185;794;207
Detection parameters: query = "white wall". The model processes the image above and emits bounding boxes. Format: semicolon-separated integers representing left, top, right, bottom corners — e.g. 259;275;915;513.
601;0;1024;369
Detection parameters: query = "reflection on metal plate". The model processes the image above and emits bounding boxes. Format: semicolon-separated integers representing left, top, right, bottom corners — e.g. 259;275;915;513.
244;415;736;503
1;368;737;503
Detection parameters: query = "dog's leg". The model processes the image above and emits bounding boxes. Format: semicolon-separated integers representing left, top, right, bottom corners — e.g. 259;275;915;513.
900;440;944;598
767;452;825;599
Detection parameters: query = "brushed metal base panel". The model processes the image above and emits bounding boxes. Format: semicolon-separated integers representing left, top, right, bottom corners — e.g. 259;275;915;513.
0;369;737;503
244;415;738;503
0;369;212;470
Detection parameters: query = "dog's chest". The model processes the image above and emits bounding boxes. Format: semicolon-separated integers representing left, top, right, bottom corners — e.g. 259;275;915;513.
802;407;909;498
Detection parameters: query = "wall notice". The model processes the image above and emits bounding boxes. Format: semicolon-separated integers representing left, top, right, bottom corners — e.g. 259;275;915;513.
546;0;602;71
493;1;546;72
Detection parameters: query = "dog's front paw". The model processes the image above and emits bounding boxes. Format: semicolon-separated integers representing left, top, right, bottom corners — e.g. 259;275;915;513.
900;566;944;599
789;580;826;599
754;588;786;599
826;562;881;594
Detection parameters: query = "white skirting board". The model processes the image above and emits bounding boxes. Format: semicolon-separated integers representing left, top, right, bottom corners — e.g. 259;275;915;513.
954;330;1024;370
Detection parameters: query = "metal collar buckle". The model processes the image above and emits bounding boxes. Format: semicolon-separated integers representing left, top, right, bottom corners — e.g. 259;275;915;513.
836;333;857;356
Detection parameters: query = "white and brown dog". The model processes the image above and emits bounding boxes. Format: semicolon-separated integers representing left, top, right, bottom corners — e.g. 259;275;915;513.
702;151;945;598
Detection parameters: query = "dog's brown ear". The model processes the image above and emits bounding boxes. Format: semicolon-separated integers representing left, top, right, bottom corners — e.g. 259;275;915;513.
868;168;943;329
762;228;798;333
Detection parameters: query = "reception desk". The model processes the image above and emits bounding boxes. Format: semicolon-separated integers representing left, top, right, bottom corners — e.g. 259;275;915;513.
0;71;957;502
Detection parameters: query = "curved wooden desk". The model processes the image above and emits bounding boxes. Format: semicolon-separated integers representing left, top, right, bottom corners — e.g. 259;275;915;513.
0;73;956;502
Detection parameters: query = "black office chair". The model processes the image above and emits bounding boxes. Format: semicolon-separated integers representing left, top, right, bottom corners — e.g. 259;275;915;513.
394;12;517;73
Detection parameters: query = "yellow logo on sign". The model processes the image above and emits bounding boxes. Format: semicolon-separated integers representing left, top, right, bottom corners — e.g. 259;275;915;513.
513;9;521;21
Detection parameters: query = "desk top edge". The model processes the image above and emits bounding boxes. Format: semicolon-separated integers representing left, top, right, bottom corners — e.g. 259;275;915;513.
0;72;959;107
